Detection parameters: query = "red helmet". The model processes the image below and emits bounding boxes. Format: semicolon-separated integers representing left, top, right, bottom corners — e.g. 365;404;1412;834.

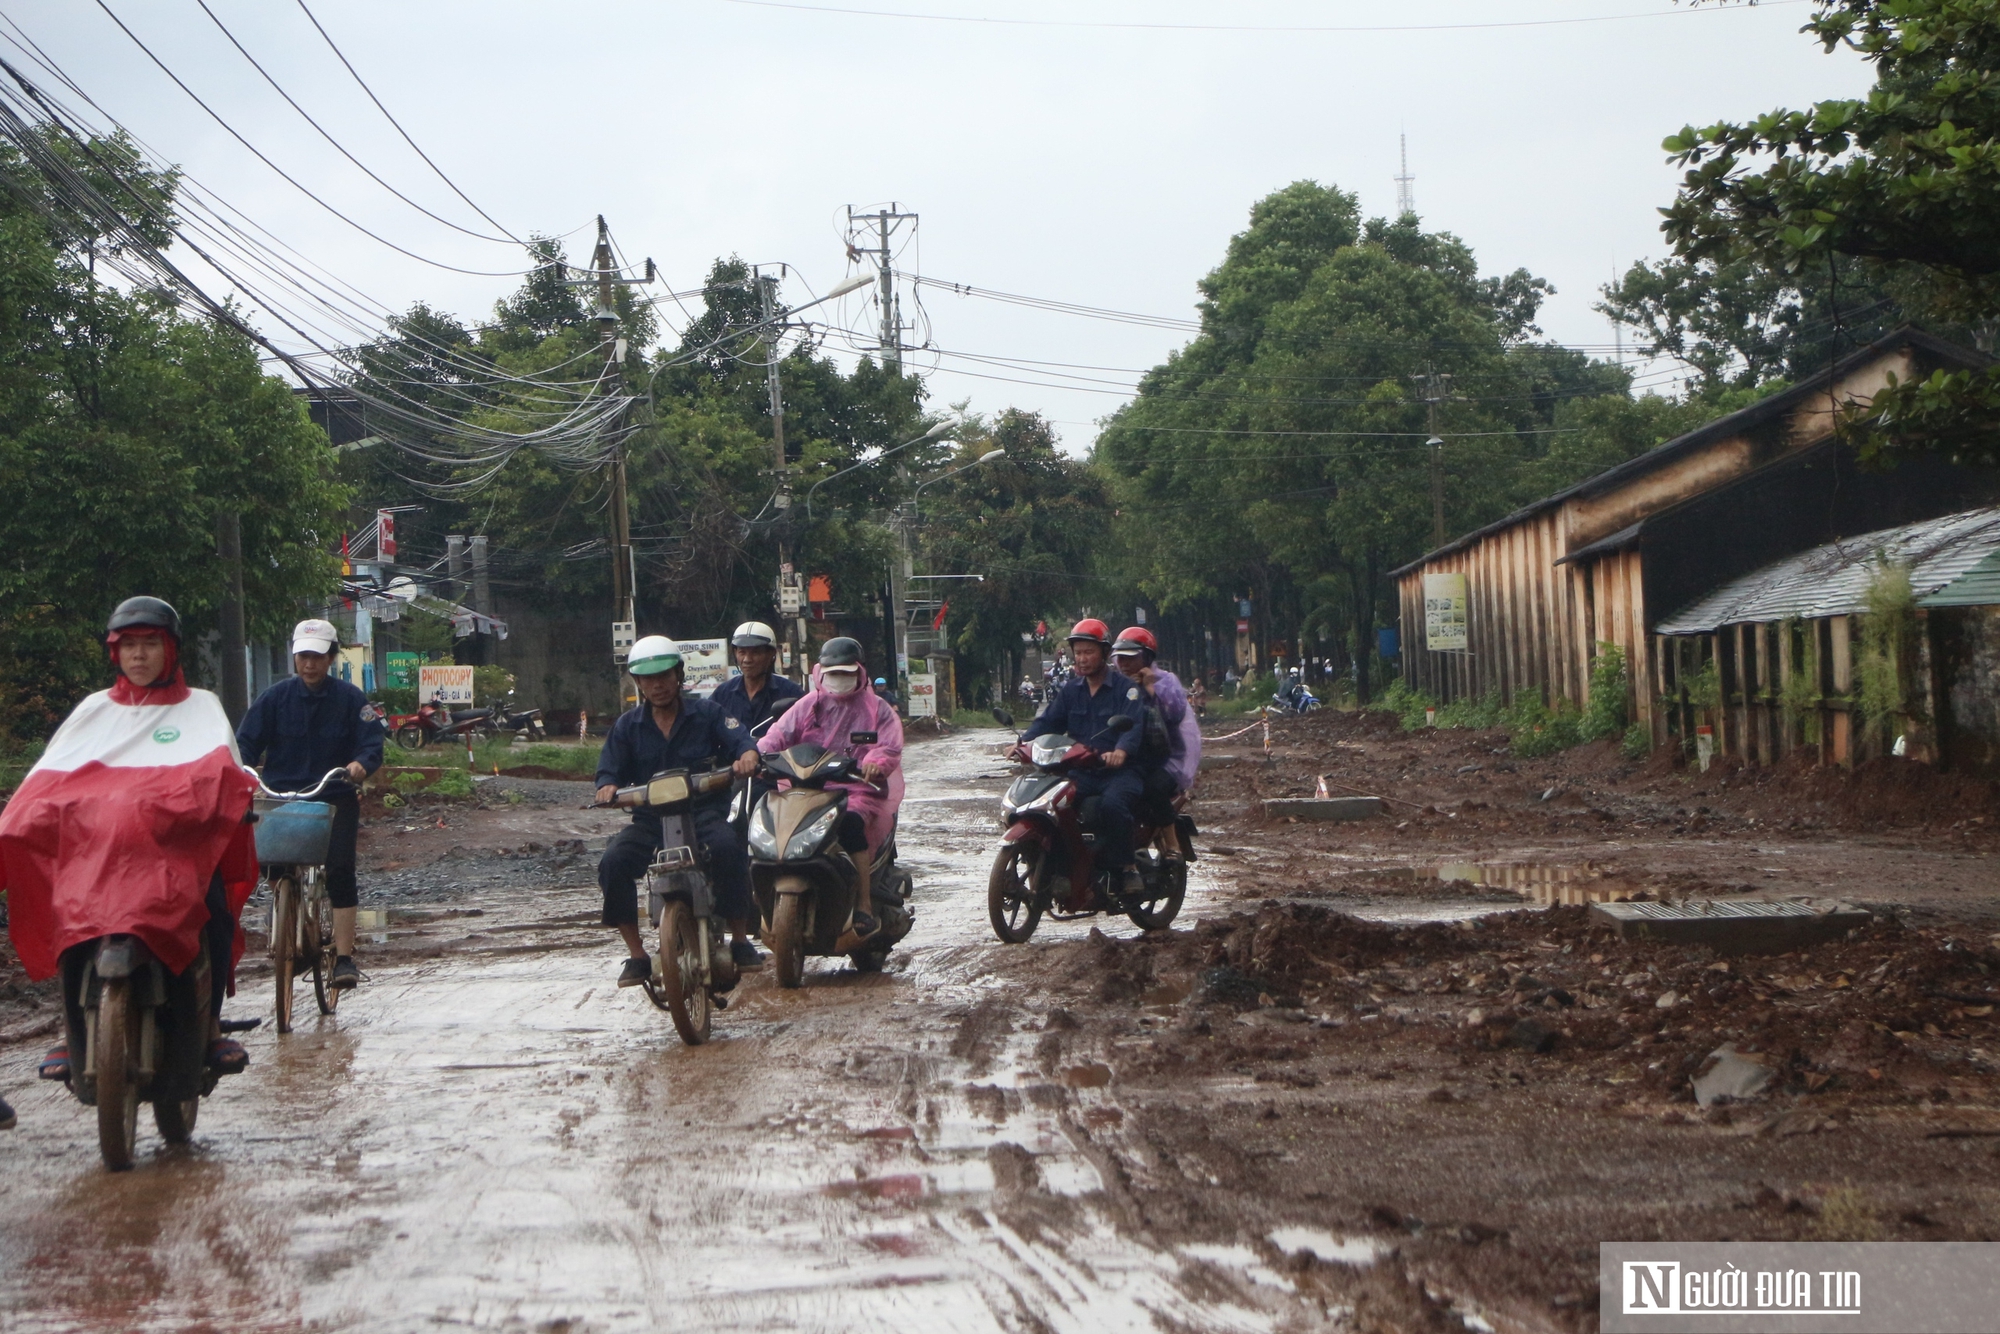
1066;618;1111;646
1112;626;1158;660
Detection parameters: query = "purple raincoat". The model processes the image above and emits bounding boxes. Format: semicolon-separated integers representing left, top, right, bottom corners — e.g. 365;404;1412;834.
756;665;905;851
1142;668;1202;793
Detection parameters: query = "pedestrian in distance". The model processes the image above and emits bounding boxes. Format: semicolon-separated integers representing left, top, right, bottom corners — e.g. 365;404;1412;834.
237;618;385;993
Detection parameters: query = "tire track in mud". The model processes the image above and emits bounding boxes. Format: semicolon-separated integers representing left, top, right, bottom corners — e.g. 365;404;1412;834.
0;732;1343;1334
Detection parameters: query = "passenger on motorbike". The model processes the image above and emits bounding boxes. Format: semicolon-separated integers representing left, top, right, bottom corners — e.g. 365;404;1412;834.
3;597;261;1084
1012;619;1152;900
709;621;804;732
236;618;386;991
755;637;904;941
1111;627;1201;807
595;636;763;985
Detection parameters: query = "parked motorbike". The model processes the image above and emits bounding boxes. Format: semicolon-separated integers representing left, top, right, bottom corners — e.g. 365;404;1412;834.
388;700;490;750
57;900;261;1171
748;743;914;987
492;704;546;740
986;709;1194;944
596;767;742;1045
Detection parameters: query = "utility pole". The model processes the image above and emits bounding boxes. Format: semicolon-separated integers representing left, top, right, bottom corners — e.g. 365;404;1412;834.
758;267;808;682
1422;365;1450;546
216;511;247;724
573;216;652;707
845;204;917;372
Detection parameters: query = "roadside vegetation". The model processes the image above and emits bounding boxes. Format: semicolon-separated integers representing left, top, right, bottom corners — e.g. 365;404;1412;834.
1374;644;1651;760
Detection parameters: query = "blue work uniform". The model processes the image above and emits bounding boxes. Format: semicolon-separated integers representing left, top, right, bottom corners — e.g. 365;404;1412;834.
1020;669;1152;870
237;674;386;910
595;696;757;927
709;671;804;734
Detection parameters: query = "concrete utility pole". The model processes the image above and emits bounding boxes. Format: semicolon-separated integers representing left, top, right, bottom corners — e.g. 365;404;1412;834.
757;268;808;682
574;216;652;706
1422;365;1451;546
846;204;917;372
216;510;247;724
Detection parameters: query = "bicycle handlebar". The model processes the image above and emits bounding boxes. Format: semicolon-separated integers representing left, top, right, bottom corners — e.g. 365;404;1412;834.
249;767;351;801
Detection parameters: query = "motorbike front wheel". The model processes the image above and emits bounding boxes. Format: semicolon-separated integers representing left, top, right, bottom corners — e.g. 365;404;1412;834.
770;894;806;990
96;978;140;1171
657;901;712;1045
394;724;426;751
987;843;1045;944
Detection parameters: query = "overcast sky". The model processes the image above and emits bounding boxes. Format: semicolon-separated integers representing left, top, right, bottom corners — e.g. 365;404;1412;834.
6;0;1870;449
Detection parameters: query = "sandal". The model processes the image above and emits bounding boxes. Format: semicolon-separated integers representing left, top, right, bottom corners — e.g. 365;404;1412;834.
38;1046;69;1082
207;1038;249;1075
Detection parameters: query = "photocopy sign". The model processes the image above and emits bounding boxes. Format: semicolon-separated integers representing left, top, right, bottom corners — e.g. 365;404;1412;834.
1422;572;1468;651
1602;1242;2000;1333
417;665;475;705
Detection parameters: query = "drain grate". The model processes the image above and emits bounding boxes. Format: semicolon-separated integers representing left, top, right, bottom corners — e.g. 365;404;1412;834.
1590;899;1871;954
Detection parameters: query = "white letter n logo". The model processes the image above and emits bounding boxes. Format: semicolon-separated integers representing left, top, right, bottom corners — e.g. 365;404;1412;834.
1623;1262;1681;1314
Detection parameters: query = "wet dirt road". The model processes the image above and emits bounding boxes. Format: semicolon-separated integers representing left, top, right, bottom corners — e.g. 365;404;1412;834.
0;735;1324;1334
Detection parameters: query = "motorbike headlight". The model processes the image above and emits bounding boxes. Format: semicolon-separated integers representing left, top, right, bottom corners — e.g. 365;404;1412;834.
748;803;779;859
784;804;840;861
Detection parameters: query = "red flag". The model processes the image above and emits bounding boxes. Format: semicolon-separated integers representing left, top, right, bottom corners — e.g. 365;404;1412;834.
932;601;949;630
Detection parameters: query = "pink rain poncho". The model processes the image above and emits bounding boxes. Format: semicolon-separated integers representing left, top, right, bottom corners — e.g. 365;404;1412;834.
756;666;904;852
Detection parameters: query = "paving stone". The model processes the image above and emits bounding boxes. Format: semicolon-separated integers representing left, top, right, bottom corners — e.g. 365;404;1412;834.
1588;899;1870;955
1263;797;1383;821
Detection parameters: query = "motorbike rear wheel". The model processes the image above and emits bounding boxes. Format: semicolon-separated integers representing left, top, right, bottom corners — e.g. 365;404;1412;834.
987;843;1044;944
1125;855;1186;932
770;894;806;990
657;901;711;1045
394;724;426;751
271;876;298;1034
96;978;140;1171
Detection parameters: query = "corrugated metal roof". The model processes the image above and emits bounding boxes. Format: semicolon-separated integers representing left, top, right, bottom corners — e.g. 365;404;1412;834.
1654;506;2000;634
1921;546;2000;608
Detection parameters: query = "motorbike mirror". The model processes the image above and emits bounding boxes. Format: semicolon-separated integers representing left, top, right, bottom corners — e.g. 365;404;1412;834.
992;708;1015;728
1106;714;1136;733
769;697;796;719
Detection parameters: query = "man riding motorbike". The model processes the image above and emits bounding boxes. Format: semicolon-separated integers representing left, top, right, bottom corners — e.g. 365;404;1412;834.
709;621;804;732
595;635;763;985
1012;619;1151;900
755;637;904;942
1111;626;1201;812
2;597;261;1086
236;618;385;992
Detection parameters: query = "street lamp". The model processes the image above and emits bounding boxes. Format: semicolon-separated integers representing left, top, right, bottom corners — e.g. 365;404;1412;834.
913;449;1006;502
804;419;957;519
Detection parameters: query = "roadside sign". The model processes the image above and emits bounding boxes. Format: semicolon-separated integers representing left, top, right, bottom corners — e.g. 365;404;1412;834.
1422;572;1469;651
907;672;937;718
418;664;475;705
385;651;421;690
678;637;731;697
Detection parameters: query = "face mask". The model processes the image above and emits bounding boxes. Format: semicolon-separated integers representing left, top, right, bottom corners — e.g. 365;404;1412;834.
823;671;860;695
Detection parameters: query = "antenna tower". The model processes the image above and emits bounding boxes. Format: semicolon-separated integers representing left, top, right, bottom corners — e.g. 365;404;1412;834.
1395;135;1416;218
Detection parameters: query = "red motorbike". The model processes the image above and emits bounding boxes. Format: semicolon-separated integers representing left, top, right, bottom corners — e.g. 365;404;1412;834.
387;701;491;751
986;710;1194;943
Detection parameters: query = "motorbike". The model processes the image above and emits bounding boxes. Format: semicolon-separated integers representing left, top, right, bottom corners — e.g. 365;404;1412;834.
748;743;914;988
986;709;1195;944
389;700;491;750
57;889;261;1171
492;704;547;740
596;767;743;1045
1266;679;1320;716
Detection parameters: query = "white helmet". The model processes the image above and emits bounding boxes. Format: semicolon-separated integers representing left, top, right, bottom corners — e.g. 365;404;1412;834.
626;634;683;676
731;621;778;649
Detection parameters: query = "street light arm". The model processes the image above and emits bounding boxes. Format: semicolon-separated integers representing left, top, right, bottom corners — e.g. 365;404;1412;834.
913;448;1007;501
804;420;957;519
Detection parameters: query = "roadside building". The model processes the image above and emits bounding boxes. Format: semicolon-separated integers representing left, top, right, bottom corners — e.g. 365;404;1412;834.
1390;328;2000;755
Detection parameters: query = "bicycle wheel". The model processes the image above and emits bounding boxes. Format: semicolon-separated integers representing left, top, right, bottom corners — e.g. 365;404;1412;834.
96;979;140;1171
656;901;711;1045
271;876;298;1034
308;880;340;1015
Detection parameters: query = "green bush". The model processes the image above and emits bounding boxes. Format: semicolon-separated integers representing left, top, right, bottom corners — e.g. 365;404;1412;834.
474;665;515;706
1621;720;1652;760
372;687;417;716
391;770;430;794
1503;694;1583;757
431;768;473;798
1579;643;1630;742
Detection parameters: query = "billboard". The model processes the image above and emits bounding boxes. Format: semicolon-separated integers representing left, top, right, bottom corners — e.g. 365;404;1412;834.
678;638;733;698
418;664;475;705
1422;572;1469;652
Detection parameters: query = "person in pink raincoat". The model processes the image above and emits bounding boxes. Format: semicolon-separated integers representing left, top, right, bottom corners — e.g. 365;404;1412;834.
755;637;903;937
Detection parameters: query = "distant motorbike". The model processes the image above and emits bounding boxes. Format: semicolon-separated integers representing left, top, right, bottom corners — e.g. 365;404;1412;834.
986;709;1193;943
748;742;914;987
492;704;547;741
388;701;491;750
1266;679;1320;717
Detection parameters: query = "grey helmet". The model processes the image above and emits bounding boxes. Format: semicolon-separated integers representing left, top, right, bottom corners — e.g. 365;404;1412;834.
817;637;863;668
107;595;181;642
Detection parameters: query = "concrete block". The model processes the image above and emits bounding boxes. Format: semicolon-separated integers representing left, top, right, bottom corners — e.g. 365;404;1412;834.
1198;754;1242;770
1589;899;1870;955
1263;796;1383;822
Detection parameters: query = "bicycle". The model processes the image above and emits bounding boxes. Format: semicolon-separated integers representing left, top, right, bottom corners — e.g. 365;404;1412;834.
249;768;349;1033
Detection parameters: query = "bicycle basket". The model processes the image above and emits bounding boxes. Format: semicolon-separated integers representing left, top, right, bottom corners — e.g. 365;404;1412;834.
253;799;334;865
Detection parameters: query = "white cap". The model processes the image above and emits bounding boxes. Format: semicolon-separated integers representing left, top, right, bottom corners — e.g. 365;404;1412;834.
291;618;338;656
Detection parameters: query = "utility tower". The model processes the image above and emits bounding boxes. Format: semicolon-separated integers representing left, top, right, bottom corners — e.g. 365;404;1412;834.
845;204;918;372
1395;135;1416;219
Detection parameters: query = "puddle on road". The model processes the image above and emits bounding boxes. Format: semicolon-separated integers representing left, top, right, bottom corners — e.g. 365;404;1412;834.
1423;860;1639;907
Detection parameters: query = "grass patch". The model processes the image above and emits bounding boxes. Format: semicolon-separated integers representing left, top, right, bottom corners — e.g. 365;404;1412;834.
1373;643;1639;760
392;737;601;775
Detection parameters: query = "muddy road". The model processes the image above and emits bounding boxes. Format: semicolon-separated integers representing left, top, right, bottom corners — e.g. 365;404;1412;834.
0;734;1336;1334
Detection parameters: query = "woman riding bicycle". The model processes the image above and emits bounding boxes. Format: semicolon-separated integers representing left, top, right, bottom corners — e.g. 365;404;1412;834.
1;597;261;1087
